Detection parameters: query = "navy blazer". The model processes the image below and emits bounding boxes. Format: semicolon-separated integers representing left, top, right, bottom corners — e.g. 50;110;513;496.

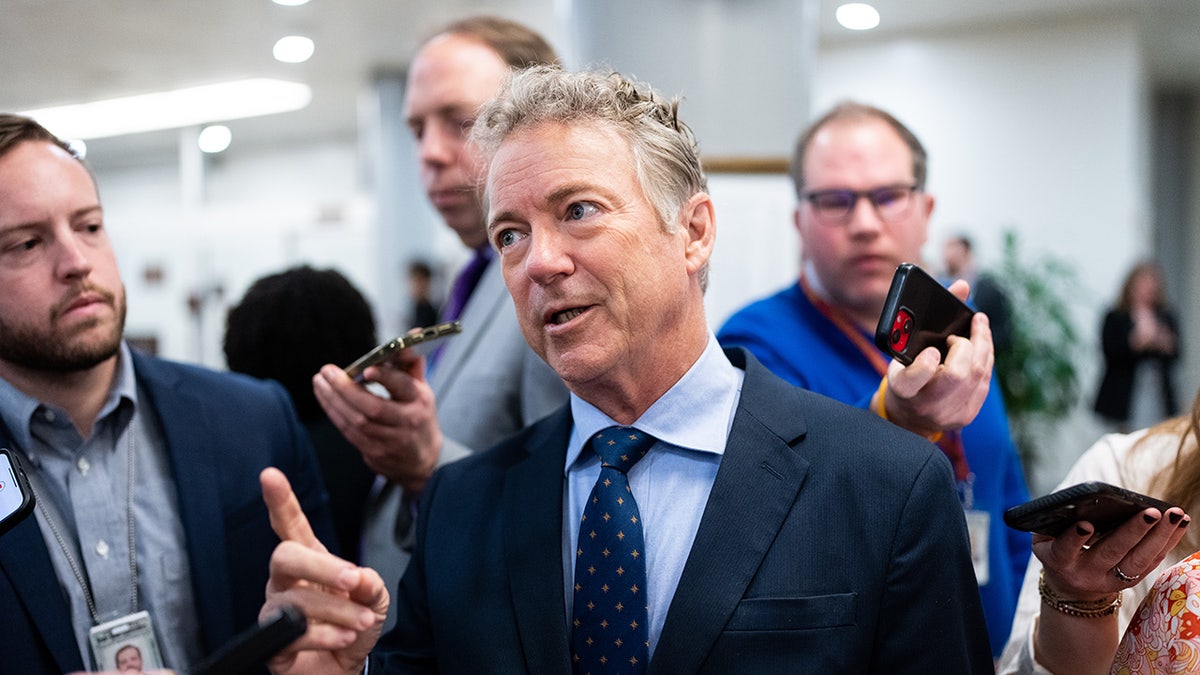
373;348;993;673
0;351;336;674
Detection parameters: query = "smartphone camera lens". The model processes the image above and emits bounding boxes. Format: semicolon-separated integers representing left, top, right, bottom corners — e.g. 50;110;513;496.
890;309;913;352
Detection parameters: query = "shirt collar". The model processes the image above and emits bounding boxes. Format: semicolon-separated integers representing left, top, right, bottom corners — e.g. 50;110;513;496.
0;341;139;462
564;332;744;474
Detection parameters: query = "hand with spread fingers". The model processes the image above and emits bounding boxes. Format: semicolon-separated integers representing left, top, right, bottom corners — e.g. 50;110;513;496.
875;280;995;438
1028;504;1190;675
259;468;389;675
312;349;443;496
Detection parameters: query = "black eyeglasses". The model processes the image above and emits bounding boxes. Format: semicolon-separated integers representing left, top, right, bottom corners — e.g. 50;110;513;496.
802;184;920;226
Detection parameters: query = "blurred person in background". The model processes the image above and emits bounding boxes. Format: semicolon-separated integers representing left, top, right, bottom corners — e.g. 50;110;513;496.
225;265;378;563
718;101;1030;658
942;233;1014;359
310;16;569;630
1094;260;1180;433
405;259;439;329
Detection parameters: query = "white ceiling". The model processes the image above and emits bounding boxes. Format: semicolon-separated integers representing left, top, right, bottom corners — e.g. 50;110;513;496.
2;0;1196;163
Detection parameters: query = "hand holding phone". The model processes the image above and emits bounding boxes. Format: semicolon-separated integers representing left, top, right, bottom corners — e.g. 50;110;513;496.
875;263;975;365
1003;481;1176;537
343;320;463;381
0;448;35;537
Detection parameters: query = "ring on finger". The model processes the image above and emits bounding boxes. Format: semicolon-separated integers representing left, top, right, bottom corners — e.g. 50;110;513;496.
1114;565;1141;583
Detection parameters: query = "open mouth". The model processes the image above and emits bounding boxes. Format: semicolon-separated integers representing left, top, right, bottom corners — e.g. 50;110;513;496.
550;307;587;325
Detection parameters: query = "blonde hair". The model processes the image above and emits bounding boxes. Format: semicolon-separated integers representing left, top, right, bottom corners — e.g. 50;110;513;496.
1142;388;1200;553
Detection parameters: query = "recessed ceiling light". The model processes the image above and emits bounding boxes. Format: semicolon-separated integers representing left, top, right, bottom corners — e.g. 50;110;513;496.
21;78;312;140
274;35;315;63
272;0;310;5
836;3;881;31
198;125;233;153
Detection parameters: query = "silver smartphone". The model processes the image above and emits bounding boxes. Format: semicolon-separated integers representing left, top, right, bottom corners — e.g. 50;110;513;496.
343;320;463;381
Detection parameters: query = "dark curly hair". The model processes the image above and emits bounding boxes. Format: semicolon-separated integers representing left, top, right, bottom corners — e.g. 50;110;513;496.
224;266;377;421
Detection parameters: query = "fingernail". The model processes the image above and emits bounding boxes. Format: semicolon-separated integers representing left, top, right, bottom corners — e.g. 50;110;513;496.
1182;517;1191;529
1145;513;1159;524
1076;524;1089;536
1170;512;1183;525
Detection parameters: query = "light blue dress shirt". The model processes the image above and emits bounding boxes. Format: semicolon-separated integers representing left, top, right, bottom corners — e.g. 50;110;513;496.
0;343;202;670
562;333;744;657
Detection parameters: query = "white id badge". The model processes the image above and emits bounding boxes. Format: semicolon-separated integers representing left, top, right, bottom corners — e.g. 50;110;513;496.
965;509;990;586
88;610;164;671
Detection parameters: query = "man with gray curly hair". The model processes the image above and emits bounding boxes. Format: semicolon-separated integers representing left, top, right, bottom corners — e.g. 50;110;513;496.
258;66;992;674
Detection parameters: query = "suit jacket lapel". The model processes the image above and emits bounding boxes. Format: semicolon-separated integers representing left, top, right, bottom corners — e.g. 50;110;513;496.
132;353;236;648
0;420;86;672
502;407;573;672
0;511;85;672
652;351;810;674
429;262;508;395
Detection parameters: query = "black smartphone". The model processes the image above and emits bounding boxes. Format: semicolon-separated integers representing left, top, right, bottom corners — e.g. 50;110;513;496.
343;320;463;381
0;447;35;537
188;604;307;675
874;263;975;365
1003;481;1177;537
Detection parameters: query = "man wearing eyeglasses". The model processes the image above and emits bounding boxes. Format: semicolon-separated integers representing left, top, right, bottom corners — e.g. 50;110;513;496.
718;101;1030;660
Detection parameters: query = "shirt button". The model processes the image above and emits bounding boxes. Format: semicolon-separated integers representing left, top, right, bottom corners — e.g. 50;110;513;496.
96;540;110;558
77;457;90;475
43;409;56;422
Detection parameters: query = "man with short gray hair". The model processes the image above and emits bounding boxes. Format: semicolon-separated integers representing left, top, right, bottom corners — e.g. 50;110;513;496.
259;67;993;674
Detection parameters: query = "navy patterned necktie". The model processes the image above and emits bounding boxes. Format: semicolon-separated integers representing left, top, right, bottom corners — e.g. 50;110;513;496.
572;426;655;675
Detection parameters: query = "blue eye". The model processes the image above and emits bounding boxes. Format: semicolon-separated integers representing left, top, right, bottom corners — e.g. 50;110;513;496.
497;229;524;249
567;202;597;220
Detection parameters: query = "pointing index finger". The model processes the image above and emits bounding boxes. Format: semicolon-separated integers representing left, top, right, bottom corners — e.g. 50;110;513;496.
261;467;326;553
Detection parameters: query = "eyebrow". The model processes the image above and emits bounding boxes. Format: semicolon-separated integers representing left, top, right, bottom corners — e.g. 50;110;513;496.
0;205;103;234
487;182;597;236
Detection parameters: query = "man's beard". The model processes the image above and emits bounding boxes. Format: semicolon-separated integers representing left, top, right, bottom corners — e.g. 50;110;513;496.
0;286;126;373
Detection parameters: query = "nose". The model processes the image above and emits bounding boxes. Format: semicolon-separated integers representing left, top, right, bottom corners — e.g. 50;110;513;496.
844;195;885;236
54;232;94;281
522;225;574;285
418;120;459;167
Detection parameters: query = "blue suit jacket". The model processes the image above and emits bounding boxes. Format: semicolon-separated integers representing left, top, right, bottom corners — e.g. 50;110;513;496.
373;349;993;673
0;351;336;674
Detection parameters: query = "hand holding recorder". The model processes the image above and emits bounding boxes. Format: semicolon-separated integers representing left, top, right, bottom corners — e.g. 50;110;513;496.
259;468;387;675
870;264;994;438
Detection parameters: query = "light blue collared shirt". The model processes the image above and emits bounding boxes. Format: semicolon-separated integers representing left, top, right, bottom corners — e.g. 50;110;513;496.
562;333;744;657
0;343;202;670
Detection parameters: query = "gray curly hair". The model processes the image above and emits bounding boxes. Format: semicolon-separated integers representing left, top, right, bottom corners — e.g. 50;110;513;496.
471;66;708;236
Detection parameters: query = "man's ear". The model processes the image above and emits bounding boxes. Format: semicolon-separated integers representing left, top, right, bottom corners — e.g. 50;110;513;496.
680;192;716;276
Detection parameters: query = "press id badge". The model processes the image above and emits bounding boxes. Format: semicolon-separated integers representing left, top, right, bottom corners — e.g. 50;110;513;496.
965;509;990;586
89;610;164;671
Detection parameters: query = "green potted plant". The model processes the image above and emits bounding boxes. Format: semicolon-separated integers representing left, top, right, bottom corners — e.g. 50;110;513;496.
990;230;1082;471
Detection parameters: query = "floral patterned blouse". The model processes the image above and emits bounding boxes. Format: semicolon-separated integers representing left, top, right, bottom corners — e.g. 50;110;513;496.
1112;549;1200;674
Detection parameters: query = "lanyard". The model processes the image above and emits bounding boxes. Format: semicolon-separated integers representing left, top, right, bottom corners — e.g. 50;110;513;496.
798;275;890;376
25;429;139;624
799;274;972;481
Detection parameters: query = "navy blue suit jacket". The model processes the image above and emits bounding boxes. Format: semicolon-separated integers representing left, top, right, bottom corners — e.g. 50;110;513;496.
0;351;336;674
373;348;992;673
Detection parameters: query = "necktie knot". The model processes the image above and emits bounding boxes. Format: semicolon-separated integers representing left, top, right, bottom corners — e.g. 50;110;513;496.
591;426;654;474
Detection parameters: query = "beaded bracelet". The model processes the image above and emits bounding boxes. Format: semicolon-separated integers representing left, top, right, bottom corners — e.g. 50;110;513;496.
1038;570;1122;618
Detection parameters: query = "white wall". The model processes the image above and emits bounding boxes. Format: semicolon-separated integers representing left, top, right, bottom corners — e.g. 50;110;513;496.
97;139;379;366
